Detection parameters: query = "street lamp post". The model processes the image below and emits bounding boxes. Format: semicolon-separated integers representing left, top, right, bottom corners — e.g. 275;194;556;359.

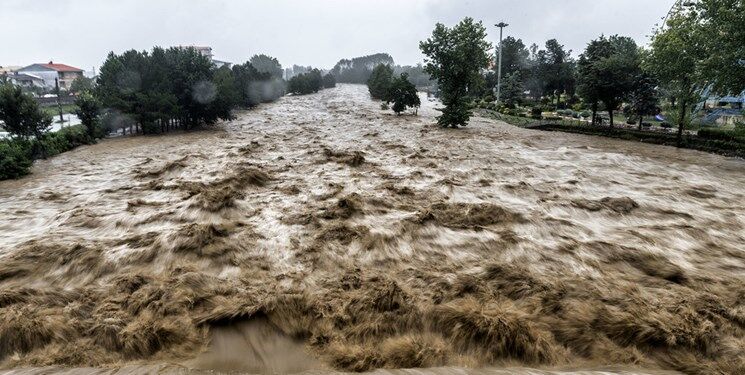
495;22;509;105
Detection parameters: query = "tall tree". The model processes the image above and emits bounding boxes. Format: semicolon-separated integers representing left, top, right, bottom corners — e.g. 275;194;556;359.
696;0;745;94
420;17;492;127
367;64;394;100
496;37;529;79
646;7;707;145
626;72;659;130
577;35;640;129
499;72;524;108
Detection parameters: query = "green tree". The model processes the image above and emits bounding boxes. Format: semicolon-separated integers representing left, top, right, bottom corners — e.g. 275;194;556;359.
287;69;323;95
577;35;640;128
696;0;745;94
367;64;394;100
626;72;659;130
70;76;94;94
74;91;102;139
331;53;394;84
0;84;52;140
386;73;421;115
420;17;492;127
250;54;284;79
497;36;529;79
499;72;524;108
646;7;706;145
322;73;336;89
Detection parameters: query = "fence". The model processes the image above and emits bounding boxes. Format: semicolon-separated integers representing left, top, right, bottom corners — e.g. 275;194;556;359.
34;95;76;107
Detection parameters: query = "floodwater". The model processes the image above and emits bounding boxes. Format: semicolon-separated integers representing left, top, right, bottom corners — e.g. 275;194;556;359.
0;85;743;375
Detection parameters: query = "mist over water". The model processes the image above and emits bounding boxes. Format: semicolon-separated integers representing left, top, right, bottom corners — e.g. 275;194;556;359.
0;85;742;374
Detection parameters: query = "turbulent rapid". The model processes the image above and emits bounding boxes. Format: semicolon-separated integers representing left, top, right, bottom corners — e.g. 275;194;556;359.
0;84;743;375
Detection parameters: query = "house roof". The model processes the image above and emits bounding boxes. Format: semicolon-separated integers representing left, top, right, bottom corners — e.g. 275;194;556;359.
41;63;83;72
19;62;83;72
11;73;44;81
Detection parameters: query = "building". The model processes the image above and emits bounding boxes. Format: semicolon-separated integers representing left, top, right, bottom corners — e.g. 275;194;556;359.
178;45;230;68
0;65;22;75
6;72;45;88
16;62;84;90
178;45;213;59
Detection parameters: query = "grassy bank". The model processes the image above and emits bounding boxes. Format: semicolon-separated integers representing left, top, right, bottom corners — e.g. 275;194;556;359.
42;104;78;117
476;108;745;158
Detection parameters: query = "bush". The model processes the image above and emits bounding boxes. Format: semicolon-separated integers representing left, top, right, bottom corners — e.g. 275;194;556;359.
0;140;33;179
288;69;323;95
39;125;93;157
530;107;543;119
697;127;745;143
580;111;591;119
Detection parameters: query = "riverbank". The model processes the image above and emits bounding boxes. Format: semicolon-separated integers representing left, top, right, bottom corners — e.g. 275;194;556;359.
476;108;745;159
0;85;743;374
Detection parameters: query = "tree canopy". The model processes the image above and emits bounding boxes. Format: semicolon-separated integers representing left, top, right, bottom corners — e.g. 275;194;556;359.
386;73;421;115
287;69;323;95
331;53;394;84
577;35;641;128
367;64;394;100
420;17;492;127
646;6;707;144
250;54;284;80
0;83;51;140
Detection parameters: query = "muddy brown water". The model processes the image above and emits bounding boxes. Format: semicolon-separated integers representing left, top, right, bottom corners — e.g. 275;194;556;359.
0;84;743;374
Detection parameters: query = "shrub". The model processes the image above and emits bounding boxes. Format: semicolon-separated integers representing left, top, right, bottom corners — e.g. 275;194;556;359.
0;140;33;179
74;92;102;139
38;125;94;158
697;127;745;143
580;110;591;119
530;107;543;119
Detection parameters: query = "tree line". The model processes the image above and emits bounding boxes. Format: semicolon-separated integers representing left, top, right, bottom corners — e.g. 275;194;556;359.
287;69;336;95
1;47;288;179
96;47;285;135
419;0;744;144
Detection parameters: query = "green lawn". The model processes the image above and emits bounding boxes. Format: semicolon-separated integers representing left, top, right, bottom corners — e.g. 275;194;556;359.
42;104;78;117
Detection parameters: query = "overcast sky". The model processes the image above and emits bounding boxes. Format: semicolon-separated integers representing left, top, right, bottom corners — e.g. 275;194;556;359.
1;0;673;72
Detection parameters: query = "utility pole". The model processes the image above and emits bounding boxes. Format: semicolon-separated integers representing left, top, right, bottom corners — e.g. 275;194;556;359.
495;22;509;105
55;77;64;125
